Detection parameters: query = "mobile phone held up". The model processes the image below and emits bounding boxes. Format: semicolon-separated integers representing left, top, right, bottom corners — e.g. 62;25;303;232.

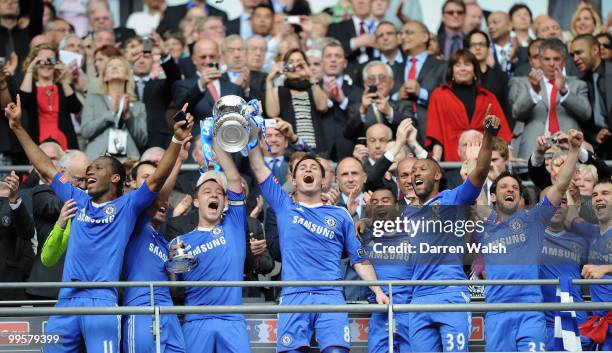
172;110;187;123
368;84;377;94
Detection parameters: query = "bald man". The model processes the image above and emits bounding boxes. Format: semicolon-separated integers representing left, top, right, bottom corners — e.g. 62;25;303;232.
172;38;243;126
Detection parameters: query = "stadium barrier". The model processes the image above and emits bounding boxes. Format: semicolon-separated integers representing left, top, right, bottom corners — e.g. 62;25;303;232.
1;279;611;353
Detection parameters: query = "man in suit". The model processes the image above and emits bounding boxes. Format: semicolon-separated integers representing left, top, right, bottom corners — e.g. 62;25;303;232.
177;16;228;79
319;40;361;161
509;38;591;160
346;61;412;143
226;0;261;38
326;0;377;74
396;156;417;206
374;21;404;91
352;123;391;173
437;0;465;60
131;38;182;149
487;11;515;73
221;35;266;103
172;38;243;131
157;0;228;35
396;20;446;144
571;34;612;158
88;6;135;46
0;0;43;70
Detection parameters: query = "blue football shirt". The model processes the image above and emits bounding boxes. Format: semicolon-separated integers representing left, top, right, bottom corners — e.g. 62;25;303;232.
540;229;589;324
571;219;612;316
402;178;482;297
477;197;557;303
259;174;365;296
179;190;247;322
122;215;173;307
50;173;158;301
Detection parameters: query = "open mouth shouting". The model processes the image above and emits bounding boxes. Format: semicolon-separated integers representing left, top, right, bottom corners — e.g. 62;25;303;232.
414;178;424;186
303;174;315;185
504;194;515;202
207;201;220;211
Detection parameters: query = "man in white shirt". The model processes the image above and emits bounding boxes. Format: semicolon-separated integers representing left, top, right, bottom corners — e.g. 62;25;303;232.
487;11;515;72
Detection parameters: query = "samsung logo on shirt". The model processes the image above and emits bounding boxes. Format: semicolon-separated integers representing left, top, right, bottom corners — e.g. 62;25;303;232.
487;233;526;248
188;236;226;256
76;211;115;224
541;246;581;263
149;243;168;262
292;216;335;239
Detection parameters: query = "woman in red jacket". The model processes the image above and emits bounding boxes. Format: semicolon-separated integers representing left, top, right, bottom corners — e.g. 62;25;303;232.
425;49;512;161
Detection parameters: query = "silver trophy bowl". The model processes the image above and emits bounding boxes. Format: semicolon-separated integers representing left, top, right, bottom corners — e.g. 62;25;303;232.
213;95;251;153
166;236;197;274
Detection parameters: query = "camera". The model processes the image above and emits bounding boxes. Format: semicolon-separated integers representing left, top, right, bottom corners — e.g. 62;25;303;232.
368;84;378;94
283;63;296;73
113;137;126;155
43;57;57;66
0;57;5;67
207;62;219;70
143;38;152;54
546;136;558;145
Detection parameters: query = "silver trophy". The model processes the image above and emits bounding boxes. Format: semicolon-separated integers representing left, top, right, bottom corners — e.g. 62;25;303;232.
212;95;253;153
166;236;197;274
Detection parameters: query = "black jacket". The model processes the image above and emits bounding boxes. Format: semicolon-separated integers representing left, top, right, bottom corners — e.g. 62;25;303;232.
19;82;82;150
0;198;36;300
21;184;64;299
137;57;182;148
0;0;43;69
157;2;228;35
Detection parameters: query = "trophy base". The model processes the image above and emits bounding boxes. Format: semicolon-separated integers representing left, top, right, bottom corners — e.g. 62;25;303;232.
166;255;198;274
216;118;250;153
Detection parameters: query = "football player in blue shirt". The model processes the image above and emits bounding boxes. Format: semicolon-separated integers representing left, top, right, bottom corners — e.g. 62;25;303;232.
405;113;501;352
538;191;590;350
122;142;191;353
168;140;250;353
359;186;412;353
4;96;193;353
248;136;389;353
475;130;583;352
569;179;612;351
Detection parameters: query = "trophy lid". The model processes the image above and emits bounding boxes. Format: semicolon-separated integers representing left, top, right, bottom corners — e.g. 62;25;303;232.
213;95;247;119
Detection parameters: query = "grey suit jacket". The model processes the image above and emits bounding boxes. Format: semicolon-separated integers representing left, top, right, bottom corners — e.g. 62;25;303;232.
509;76;591;159
80;93;148;160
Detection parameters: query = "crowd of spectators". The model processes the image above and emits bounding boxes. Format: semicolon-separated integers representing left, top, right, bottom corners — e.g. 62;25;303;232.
0;0;611;307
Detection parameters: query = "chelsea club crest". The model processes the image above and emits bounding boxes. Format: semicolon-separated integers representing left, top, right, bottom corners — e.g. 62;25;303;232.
211;226;224;237
509;218;523;234
324;216;337;229
103;204;116;217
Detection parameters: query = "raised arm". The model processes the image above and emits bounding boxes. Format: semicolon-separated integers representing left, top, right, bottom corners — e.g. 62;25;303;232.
546;130;581;206
247;135;272;184
468;107;499;188
4;95;57;183
146;105;194;192
213;139;243;193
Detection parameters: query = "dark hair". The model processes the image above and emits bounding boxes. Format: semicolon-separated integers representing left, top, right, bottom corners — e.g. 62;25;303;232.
292;153;326;179
163;30;186;46
130;160;158;181
283;48;307;63
101;155;127;197
594;178;612;189
442;0;466;14
595;32;612;48
527;37;544;57
94;44;122;58
464;29;491;49
572;33;599;48
44;2;57;21
508;3;533;23
538;37;568;57
376;20;397;33
445;49;482;86
252;3;275;15
490;171;522;196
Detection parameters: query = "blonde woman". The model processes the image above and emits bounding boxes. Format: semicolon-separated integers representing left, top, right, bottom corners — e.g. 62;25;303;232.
81;56;147;160
577;164;598;197
19;44;82;150
570;3;604;37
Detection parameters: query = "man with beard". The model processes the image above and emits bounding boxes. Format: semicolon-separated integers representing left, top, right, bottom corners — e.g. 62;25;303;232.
475;129;582;351
4;96;193;353
122;143;190;353
169;139;250;353
248;139;389;352
359;186;410;353
538;191;591;351
405;112;500;352
568;179;612;350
